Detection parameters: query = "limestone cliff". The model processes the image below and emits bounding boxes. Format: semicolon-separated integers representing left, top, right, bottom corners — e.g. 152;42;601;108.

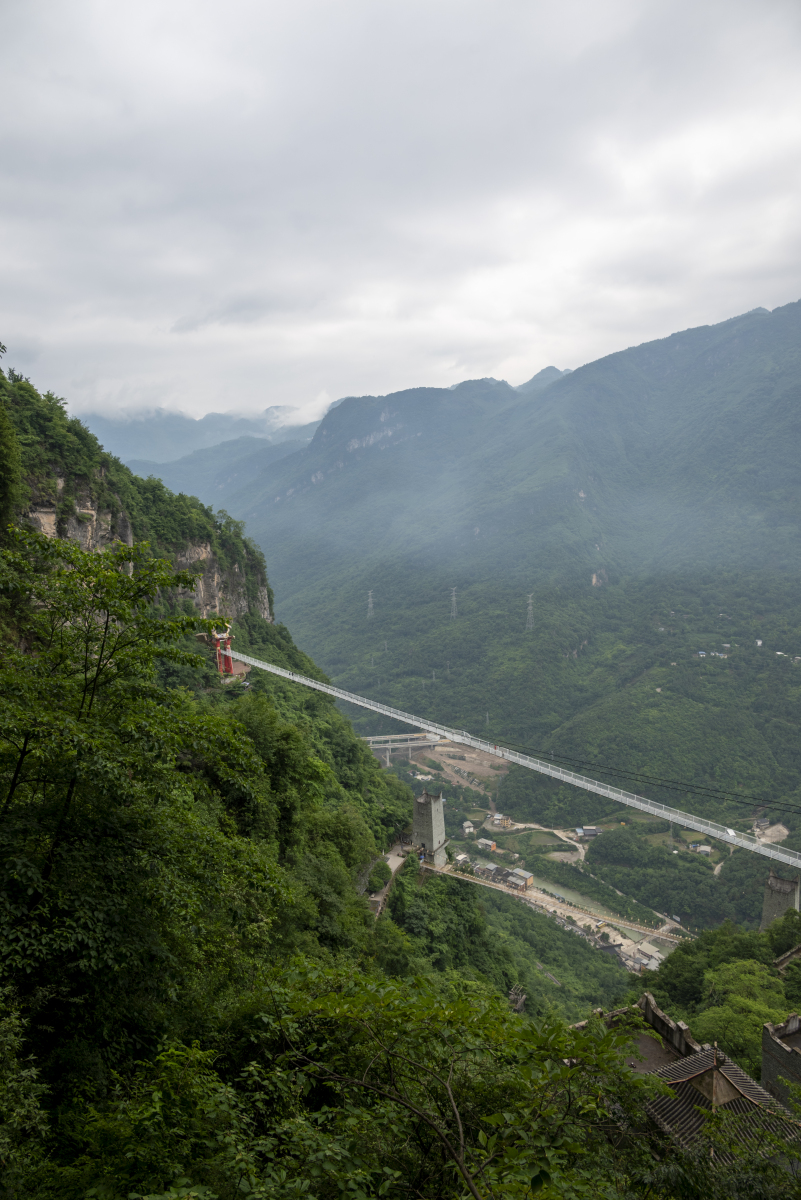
2;370;273;624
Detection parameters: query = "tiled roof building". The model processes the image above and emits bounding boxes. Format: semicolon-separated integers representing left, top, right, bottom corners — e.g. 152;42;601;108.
576;993;801;1160
647;1047;797;1160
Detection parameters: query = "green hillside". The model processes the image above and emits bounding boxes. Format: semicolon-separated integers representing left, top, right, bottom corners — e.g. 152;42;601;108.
10;363;732;1197
126;435;308;509
195;302;801;931
232;302;801;590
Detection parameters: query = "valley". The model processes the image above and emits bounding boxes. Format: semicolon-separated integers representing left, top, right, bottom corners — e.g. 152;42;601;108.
7;301;801;1193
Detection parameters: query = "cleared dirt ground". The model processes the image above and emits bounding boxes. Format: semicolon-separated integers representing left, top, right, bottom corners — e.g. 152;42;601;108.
409;739;509;795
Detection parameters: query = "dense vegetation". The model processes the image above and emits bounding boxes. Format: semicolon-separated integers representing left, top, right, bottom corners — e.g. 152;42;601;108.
6;344;801;1194
0;367;272;601
2;525;798;1197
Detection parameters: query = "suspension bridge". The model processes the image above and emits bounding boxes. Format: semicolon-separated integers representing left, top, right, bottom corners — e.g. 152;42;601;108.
224;647;801;874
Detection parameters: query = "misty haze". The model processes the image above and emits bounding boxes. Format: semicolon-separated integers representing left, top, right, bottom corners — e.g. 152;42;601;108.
3;2;801;1196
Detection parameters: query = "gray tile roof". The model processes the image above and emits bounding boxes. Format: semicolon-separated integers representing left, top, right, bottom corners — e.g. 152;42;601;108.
646;1047;798;1157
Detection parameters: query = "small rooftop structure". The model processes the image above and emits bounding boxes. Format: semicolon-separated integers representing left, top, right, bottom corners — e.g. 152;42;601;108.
575;993;799;1157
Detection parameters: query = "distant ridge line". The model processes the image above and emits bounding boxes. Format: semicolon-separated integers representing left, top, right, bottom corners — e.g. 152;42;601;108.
227;649;801;871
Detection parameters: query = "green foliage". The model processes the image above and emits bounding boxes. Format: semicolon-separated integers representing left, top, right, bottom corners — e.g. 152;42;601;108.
0;368;273;610
690;960;788;1077
0;988;49;1192
585;827;731;928
766;906;801;956
647;922;775;1014
387;859;630;1019
0;528;287;1090
366;859;392;893
0;397;23;535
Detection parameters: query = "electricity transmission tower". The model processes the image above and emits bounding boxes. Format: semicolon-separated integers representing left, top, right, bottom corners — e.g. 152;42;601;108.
450;588;458;619
367;590;374;618
526;593;534;631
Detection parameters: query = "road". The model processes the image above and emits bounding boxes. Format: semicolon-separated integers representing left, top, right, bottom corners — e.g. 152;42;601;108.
425;863;687;943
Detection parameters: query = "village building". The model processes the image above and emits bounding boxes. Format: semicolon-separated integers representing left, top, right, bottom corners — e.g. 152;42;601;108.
476;837;496;852
492;813;512;828
461;820;474;835
510;868;534;890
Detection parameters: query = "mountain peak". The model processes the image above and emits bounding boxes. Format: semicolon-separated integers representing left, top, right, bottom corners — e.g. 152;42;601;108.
515;366;570;394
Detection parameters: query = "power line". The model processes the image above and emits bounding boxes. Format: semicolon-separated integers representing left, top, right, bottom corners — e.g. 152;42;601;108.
367;590;374;619
223;646;801;868
526;593;534;631
450;588;457;619
500;737;801;820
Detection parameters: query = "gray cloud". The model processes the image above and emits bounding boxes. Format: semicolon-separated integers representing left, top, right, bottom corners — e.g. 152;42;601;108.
1;0;801;423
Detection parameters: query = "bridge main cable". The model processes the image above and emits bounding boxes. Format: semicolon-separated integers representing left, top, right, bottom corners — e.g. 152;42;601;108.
227;649;801;871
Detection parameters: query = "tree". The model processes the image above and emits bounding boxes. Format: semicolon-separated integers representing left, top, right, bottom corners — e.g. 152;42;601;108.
267;964;660;1199
0;528;286;1092
0;396;23;535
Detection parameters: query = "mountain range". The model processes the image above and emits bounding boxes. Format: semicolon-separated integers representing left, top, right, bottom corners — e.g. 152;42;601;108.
117;302;801;875
83;403;321;464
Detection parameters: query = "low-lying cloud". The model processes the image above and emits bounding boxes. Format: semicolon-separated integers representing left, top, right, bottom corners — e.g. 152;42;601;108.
2;0;801;422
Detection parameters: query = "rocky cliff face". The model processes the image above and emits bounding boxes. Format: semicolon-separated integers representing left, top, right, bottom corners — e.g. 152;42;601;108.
27;479;134;551
26;489;271;623
173;541;272;621
3;370;274;626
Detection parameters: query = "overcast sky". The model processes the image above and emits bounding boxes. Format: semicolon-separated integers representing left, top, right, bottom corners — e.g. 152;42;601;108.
2;0;801;422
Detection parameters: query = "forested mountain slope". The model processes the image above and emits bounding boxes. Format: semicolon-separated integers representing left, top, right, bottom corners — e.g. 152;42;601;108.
188;302;801;933
4;362;700;1198
232;301;801;594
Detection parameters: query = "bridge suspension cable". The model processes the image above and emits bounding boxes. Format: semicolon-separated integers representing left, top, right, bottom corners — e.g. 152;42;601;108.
225;648;801;873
